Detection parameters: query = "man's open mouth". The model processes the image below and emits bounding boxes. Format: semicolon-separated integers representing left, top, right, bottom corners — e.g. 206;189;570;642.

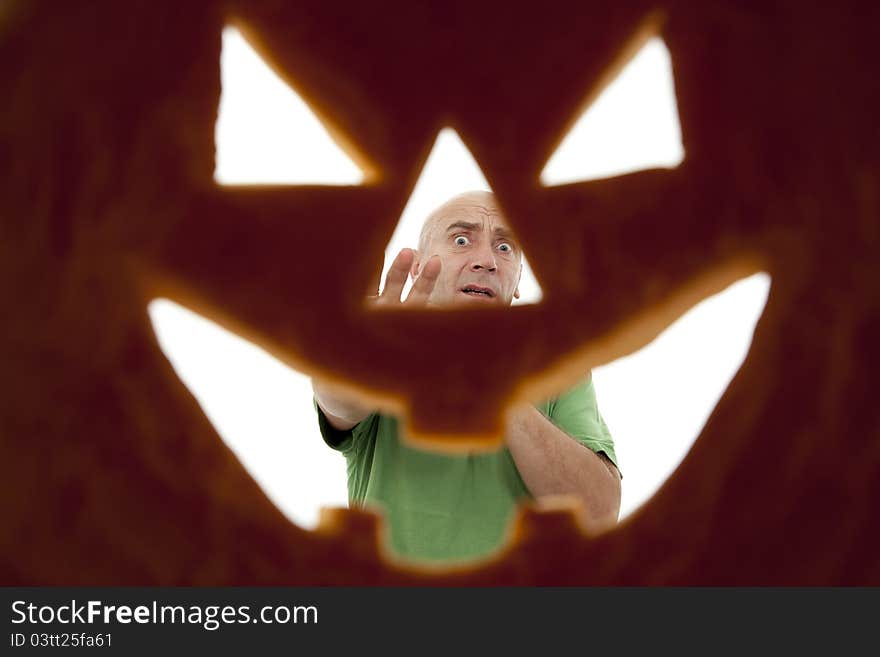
460;285;495;298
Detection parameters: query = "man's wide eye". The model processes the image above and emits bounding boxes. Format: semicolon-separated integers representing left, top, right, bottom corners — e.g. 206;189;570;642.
454;235;470;246
498;242;512;253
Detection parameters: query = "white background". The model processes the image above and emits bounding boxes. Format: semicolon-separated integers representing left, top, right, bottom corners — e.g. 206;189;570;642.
148;28;770;530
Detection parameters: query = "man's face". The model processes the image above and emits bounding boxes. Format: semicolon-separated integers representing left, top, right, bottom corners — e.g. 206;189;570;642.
413;195;523;307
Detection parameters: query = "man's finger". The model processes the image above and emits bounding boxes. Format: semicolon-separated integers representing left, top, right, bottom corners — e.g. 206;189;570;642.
405;255;441;305
378;248;414;304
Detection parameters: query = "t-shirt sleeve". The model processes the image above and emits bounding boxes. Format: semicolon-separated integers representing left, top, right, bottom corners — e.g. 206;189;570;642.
547;376;621;475
313;398;376;455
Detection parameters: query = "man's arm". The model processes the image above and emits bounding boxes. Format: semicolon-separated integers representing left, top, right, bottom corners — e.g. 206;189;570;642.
505;405;621;527
312;381;371;431
313;248;442;432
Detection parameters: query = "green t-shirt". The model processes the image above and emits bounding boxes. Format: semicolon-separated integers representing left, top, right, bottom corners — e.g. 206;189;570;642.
315;376;618;564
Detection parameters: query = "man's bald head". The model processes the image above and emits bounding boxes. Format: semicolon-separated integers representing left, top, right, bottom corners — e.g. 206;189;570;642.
412;191;523;306
418;191;512;257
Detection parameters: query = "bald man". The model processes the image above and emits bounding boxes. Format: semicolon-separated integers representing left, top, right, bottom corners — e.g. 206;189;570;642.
313;192;620;563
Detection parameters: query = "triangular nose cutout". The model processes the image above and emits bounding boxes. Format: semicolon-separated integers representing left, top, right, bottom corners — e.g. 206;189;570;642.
214;26;365;185
379;128;543;305
540;37;684;185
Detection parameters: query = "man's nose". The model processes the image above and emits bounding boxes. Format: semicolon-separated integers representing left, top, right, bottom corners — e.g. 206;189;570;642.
470;244;497;271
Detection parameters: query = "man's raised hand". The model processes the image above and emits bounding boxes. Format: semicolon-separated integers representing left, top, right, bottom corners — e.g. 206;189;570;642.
369;248;441;308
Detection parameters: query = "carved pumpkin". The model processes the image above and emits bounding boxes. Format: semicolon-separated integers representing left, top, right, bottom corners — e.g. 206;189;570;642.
1;0;877;584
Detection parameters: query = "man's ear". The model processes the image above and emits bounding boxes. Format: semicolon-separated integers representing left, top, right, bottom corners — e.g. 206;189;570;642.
409;249;421;281
514;287;520;299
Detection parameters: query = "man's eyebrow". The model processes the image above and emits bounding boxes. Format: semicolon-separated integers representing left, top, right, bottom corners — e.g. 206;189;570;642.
444;221;515;240
494;226;515;241
445;221;480;233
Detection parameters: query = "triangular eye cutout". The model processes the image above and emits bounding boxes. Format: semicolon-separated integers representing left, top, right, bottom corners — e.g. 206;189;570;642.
540;37;684;185
214;26;365;185
379;128;543;305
